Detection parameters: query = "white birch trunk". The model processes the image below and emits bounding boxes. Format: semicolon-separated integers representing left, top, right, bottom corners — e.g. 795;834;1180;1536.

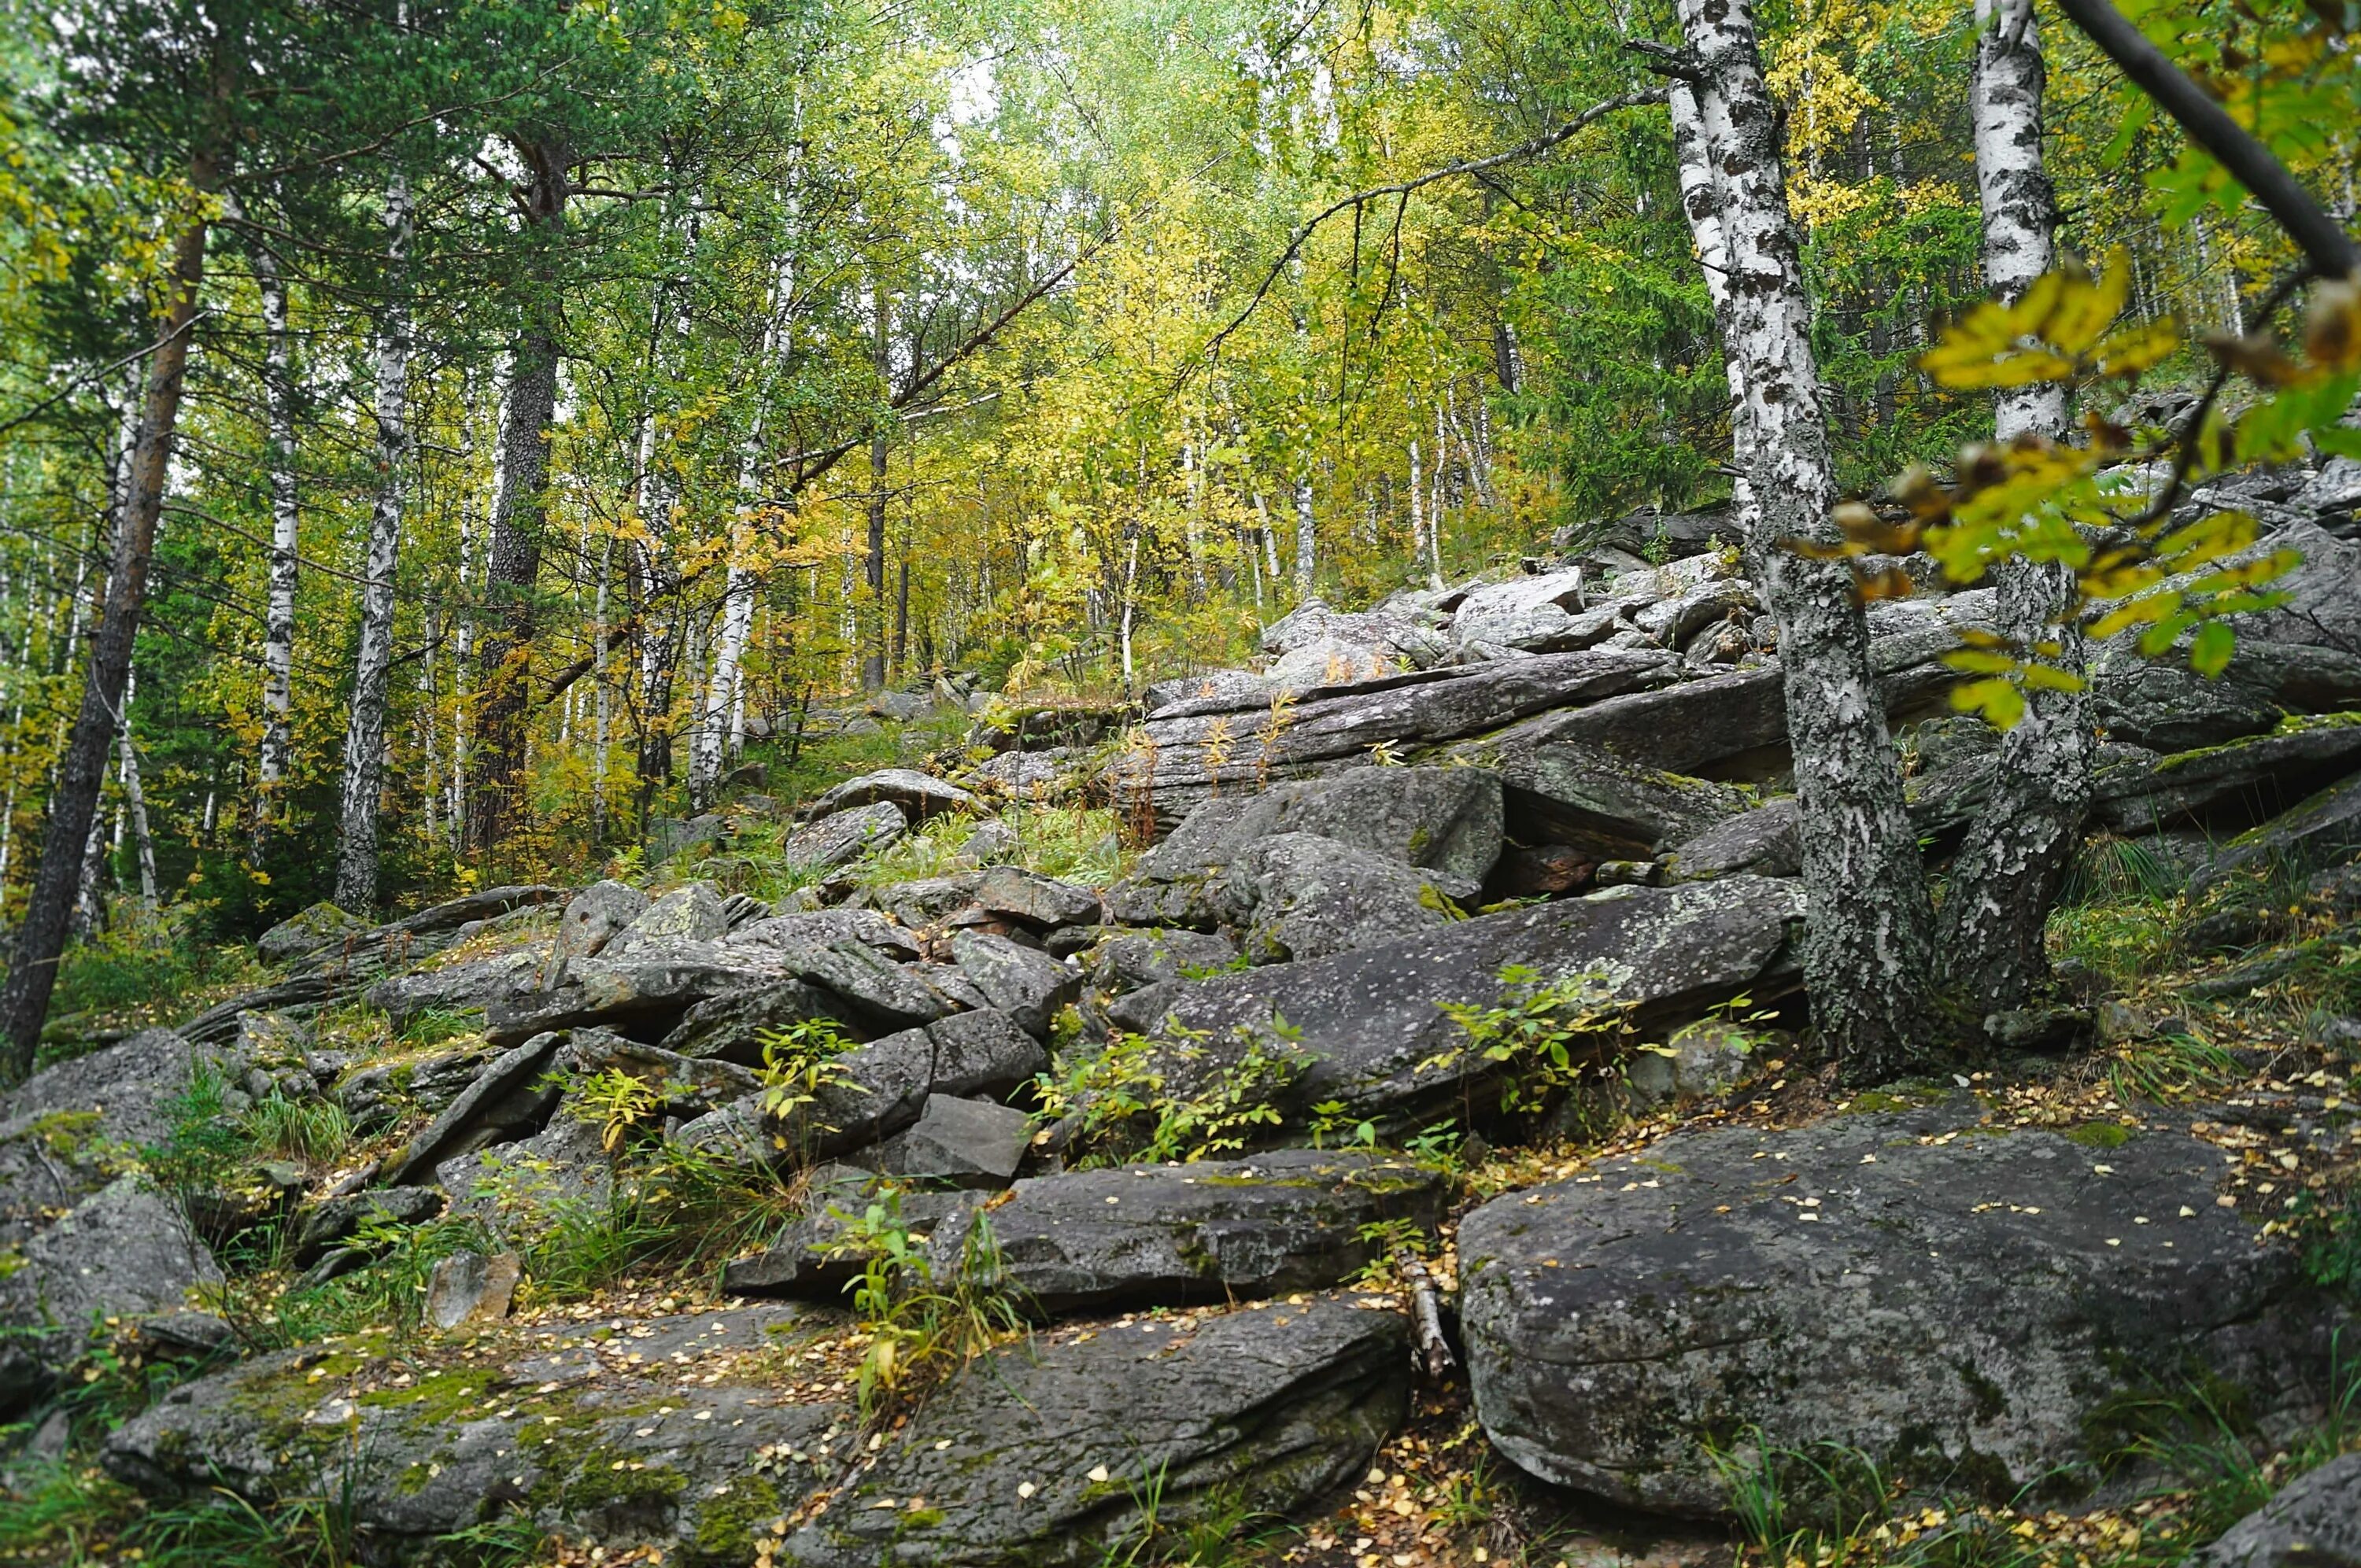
116;672;156;911
334;166;413;912
1292;472;1317;600
1941;0;2093;1009
1668;77;1757;533
1680;0;1938;1076
239;195;302;858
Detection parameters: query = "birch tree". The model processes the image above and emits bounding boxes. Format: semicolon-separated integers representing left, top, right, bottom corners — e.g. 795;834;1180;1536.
1936;0;2092;1009
334;160;416;911
1676;0;1940;1078
235;192;301;857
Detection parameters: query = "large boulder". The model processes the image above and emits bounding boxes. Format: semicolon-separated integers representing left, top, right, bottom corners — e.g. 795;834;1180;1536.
1229;832;1462;963
804;767;977;824
723;1170;985;1297
1107;876;1805;1128
2094;717;2361;836
1107;766;1502;928
1077;928;1241;994
952;1149;1450;1315
602;882;730;960
779;799;907;873
1108;649;1678;828
1458;1098;2355;1515
1473;738;1754;859
862;1094;1031;1187
1262;596;1451;670
2200;1452;2361;1568
657;979;863;1067
2193;770;2361;898
1667;798;1801;881
362;947;542;1031
376;1033;566;1186
0;1178;220;1409
334;1041;504;1134
104;1306;848;1559
948;930;1077;1037
727;907;919;959
257;902;370;966
777;1295;1409;1567
975;865;1102;931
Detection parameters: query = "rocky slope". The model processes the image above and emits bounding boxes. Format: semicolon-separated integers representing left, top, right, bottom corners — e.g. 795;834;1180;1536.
7;465;2361;1565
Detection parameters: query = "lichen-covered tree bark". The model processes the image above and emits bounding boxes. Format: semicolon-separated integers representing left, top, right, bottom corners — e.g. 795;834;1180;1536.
1940;0;2093;1010
1679;0;1941;1079
334;165;414;910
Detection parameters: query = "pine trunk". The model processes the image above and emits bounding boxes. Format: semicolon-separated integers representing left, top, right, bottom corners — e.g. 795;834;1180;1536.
334;166;414;911
1940;0;2092;1011
0;189;213;1082
464;142;567;854
1679;0;1942;1079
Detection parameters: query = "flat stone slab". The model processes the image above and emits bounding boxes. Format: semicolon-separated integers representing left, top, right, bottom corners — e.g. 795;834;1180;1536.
1107;876;1805;1127
105;1307;847;1558
1458;1098;2355;1515
953;1149;1451;1315
779;1296;1408;1566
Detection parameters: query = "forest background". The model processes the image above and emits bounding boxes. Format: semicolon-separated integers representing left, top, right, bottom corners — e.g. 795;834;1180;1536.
0;0;2339;983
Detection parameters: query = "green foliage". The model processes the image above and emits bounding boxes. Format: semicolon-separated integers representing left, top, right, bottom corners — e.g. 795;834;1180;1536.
1431;964;1638;1114
1037;1020;1310;1166
241;1093;354;1168
830;1193;1027;1419
569;1066;663;1152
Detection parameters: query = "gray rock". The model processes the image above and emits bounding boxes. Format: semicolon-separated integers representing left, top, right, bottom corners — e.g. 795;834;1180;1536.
2195;770;2361;898
780;800;907;873
1231;832;1460;963
548;880;650;967
948;930;1077;1036
2096;719;2361;836
377;1033;565;1186
601;882;729;960
424;1249;520;1329
1108;766;1503;928
657;980;862;1068
1108;647;1679;828
952;1149;1449;1315
1144;669;1277;713
778;1295;1407;1568
1107;877;1806;1128
1458;1099;2355;1515
962;817;1024;862
1080;928;1241;994
257;902;369;966
922;1009;1049;1098
2200;1451;2361;1568
334;1041;502;1134
804;768;977;824
976;865;1101;930
1667;797;1801;880
1475;738;1753;859
722;1175;984;1297
865;1094;1031;1187
0;1179;220;1410
560;1031;759;1119
482;944;791;1046
1451;570;1626;653
103;1305;844;1555
293;1186;446;1263
363;946;541;1030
